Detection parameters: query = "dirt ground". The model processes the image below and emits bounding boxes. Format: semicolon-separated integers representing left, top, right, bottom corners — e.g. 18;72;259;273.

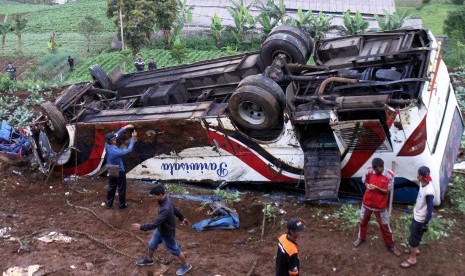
1;162;465;276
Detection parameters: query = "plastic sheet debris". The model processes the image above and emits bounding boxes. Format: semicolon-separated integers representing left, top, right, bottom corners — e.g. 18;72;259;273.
0;227;12;238
192;199;240;231
37;231;73;243
3;264;43;276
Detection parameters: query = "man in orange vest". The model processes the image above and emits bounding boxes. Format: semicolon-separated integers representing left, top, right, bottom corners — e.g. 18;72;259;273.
276;218;305;276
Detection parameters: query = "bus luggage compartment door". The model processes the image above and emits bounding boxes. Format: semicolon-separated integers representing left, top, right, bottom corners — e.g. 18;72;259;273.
304;150;341;200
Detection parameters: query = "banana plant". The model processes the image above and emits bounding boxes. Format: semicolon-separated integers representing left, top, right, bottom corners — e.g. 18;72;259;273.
225;0;257;46
169;0;193;47
307;11;336;40
342;10;369;35
210;14;224;48
375;9;411;31
255;0;286;32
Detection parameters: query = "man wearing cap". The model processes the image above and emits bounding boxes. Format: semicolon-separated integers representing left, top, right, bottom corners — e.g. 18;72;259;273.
353;158;401;256
276;218;305;276
104;124;137;209
131;184;192;275
401;166;435;268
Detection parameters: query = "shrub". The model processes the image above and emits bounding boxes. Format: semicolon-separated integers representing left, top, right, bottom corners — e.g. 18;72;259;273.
183;34;218;51
333;204;360;229
451;0;464;4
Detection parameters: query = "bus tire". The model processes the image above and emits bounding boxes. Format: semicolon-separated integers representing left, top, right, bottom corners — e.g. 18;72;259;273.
260;32;309;67
89;64;113;90
269;25;313;56
228;85;281;130
41;101;67;142
238;74;285;108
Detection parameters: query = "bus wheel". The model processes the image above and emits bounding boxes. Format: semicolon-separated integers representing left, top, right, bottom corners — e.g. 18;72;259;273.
89;64;113;90
228;85;281;130
238;74;285;108
41;101;67;142
260;30;309;67
269;25;313;57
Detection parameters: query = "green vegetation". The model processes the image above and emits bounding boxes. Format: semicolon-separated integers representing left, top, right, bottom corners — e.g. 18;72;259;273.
333;204;360;229
263;203;278;222
214;188;240;206
448;175;465;213
164;183;189;195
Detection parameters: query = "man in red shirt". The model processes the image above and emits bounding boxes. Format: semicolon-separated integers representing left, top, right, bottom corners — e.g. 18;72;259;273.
353;158;401;256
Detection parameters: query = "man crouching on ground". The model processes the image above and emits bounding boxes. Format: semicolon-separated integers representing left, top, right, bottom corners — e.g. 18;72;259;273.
131;184;192;275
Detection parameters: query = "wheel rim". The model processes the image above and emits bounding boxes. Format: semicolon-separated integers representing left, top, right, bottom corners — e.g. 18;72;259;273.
238;101;265;125
271;49;293;63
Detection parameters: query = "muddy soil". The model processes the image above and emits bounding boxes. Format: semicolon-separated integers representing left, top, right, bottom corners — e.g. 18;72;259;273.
1;163;465;276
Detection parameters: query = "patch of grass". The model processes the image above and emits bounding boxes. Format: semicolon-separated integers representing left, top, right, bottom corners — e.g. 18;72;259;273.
397;3;457;35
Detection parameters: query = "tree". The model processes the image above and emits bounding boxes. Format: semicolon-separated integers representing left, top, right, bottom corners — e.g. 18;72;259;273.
444;6;465;41
0;15;10;51
341;10;369;35
107;0;158;55
11;14;27;51
77;16;104;52
153;0;178;47
375;9;411;31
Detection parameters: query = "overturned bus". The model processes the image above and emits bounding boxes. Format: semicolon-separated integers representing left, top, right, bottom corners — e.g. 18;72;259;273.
27;26;463;205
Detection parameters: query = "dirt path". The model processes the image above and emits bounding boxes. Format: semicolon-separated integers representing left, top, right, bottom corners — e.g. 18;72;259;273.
1;165;464;275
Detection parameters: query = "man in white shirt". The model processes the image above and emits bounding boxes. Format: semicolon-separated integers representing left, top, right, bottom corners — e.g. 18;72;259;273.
401;166;435;268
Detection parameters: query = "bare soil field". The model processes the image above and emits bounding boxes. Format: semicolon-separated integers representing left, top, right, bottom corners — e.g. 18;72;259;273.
1;162;465;276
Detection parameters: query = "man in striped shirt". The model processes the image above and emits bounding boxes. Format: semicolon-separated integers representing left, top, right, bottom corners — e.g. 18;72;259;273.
353;158;401;256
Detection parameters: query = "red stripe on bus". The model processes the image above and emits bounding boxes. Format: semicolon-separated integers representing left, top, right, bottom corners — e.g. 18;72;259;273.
62;130;105;175
208;131;298;182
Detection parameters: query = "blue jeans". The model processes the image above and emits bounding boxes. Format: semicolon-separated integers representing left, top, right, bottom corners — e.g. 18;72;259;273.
148;229;181;256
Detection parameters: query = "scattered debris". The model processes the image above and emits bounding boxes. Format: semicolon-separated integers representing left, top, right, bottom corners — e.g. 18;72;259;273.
0;226;12;238
85;262;94;271
152;264;169;275
37;231;73;243
3;264;43;276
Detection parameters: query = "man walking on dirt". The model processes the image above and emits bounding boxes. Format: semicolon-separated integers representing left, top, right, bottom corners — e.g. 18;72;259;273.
5;62;16;80
104;124;136;209
132;184;193;275
401;166;435;268
353;158;401;256
276;218;305;276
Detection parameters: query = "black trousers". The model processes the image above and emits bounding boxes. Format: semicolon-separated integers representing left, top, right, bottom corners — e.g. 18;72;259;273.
106;171;127;208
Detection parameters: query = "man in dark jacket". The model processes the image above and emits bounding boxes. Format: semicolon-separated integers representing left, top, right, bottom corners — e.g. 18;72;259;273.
134;53;145;72
104;124;136;209
68;56;75;72
148;57;157;70
132;184;193;275
276;218;305;276
5;62;16;80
